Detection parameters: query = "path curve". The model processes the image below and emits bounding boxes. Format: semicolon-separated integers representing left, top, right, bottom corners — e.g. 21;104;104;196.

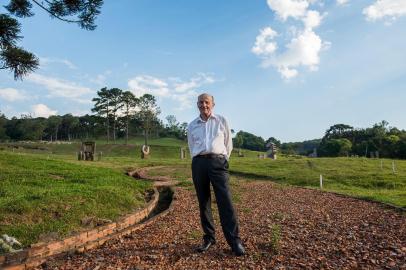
35;167;405;270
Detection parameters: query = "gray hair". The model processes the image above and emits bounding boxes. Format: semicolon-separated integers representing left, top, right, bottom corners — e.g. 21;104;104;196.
198;93;214;103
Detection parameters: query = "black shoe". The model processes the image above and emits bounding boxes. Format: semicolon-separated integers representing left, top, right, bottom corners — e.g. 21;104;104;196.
196;239;215;253
232;242;246;256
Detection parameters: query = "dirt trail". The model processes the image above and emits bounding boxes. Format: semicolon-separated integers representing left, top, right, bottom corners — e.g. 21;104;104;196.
38;174;405;269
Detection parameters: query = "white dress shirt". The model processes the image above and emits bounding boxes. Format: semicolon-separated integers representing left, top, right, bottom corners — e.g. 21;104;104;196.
187;113;233;159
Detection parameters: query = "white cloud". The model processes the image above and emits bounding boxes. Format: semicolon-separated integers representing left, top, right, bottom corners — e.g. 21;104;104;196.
128;73;216;110
39;57;77;69
0;88;29;102
31;104;57;118
27;73;93;99
303;10;324;30
252;27;278;57
267;0;309;20
363;0;406;21
337;0;349;5
90;74;107;86
89;70;112;86
172;90;199;110
128;75;170;97
254;0;329;79
174;73;215;93
276;30;323;72
253;28;325;79
278;67;299;79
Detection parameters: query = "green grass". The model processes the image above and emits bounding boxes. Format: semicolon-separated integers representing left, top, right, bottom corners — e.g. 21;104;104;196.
0;151;151;248
0;138;264;160
0;138;188;159
0;138;405;250
229;156;406;208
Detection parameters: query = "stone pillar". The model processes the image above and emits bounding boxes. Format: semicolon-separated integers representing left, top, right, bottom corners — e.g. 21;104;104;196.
180;147;186;159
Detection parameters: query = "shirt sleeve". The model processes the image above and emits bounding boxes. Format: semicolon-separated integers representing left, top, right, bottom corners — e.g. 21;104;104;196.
187;123;194;158
223;118;233;159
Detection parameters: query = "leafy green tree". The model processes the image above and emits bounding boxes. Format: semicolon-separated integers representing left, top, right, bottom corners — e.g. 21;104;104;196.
232;133;244;156
179;122;188;141
92;87;112;142
108;88;123;142
382;134;400;158
44;115;62;141
120;91;139;144
5;115;45;140
78;114;102;139
396;137;406;159
265;137;281;148
60;114;79;141
235;131;265;151
320;138;352;157
166;115;178;131
138;94;160;146
1;0;103;80
0;112;9;140
324;124;354;140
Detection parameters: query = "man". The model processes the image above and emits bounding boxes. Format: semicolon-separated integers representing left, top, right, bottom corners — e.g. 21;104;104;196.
187;93;245;256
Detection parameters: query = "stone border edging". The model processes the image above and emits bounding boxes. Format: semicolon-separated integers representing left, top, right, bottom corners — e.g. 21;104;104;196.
128;166;179;186
1;187;160;270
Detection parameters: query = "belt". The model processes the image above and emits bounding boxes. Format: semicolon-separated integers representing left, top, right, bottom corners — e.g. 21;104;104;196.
195;153;225;159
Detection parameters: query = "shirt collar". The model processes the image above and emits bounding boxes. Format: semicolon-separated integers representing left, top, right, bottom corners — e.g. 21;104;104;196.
197;113;217;123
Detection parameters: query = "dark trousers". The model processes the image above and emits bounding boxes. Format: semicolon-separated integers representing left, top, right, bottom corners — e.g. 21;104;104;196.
192;155;241;247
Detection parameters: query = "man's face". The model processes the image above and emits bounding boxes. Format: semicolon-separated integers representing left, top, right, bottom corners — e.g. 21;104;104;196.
197;96;214;118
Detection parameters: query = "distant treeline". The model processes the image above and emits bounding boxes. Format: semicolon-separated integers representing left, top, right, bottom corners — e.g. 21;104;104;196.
0;112;187;143
2;90;406;160
232;121;406;159
0;88;187;143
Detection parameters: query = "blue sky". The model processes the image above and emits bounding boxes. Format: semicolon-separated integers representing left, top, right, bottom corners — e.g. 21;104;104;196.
1;0;405;142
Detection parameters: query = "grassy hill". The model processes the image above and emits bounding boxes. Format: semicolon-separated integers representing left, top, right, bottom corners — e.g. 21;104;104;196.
0;137;405;248
0;151;151;248
0;137;188;158
229;156;406;208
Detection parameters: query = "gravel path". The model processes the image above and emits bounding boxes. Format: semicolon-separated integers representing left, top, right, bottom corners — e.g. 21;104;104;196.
38;178;405;270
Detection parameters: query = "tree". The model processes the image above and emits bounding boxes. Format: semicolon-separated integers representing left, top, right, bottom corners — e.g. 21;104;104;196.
324;124;354;141
60;114;79;141
5;114;45;140
1;0;103;80
108;88;123;142
45;115;62;141
92;87;112;142
179;122;188;141
265;137;281;148
166;115;178;131
120;91;139;144
0;112;9;140
78;114;102;139
233;133;244;156
319;138;352;157
280;139;321;155
138;94;160;146
235;131;265;151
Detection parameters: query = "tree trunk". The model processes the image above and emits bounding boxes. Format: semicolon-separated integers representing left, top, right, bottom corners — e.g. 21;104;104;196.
106;117;109;143
144;129;148;146
126;115;129;145
113;118;116;143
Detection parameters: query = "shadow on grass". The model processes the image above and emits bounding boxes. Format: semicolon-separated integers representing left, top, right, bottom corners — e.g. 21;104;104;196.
229;170;272;180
